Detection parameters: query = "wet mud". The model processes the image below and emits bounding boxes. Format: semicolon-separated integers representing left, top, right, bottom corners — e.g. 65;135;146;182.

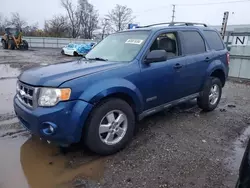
0;136;105;188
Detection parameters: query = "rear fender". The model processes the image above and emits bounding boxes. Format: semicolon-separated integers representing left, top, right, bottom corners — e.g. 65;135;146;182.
207;60;227;77
79;78;144;113
202;59;227;89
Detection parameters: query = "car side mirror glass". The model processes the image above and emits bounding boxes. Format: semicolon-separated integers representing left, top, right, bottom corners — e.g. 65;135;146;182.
144;50;167;64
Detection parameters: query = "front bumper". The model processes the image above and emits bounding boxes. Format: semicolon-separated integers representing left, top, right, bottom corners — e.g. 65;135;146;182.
14;96;93;145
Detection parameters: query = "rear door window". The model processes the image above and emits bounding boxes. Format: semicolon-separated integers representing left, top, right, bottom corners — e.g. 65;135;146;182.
180;31;206;55
203;30;225;50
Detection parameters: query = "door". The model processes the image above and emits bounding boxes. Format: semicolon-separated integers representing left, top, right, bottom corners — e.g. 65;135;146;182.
178;30;212;96
136;31;187;110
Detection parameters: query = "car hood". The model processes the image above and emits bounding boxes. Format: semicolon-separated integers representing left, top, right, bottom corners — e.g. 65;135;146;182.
18;60;124;87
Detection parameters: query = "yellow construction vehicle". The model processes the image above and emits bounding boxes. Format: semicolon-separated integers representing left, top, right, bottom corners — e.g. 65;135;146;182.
1;28;29;50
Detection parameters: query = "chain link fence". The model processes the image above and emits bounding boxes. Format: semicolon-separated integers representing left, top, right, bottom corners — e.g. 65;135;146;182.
0;36;98;48
225;31;250;80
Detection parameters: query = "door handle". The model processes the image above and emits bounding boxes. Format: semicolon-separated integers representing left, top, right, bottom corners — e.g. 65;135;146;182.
205;57;210;62
173;63;183;69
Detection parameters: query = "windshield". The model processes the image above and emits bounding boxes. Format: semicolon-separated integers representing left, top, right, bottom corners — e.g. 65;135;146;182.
67;43;77;48
86;31;149;62
6;28;17;35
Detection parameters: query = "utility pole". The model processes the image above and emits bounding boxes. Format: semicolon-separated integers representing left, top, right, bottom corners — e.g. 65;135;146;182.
221;11;229;40
171;4;176;22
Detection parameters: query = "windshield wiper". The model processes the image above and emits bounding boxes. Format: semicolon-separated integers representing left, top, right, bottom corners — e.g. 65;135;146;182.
88;57;108;61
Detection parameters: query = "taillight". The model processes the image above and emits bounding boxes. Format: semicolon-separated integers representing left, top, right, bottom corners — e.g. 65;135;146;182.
227;53;230;65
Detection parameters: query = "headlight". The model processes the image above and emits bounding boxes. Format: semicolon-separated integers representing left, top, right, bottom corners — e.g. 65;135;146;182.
38;88;71;107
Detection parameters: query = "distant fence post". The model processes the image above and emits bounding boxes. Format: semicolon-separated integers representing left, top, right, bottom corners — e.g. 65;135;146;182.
43;38;45;48
226;33;230;49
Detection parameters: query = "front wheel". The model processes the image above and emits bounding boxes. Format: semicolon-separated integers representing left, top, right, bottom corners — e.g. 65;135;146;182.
197;77;222;111
8;40;15;50
2;40;8;49
84;98;135;155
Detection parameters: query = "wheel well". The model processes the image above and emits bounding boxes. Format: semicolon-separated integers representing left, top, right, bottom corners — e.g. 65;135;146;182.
81;92;138;140
96;93;137;114
210;69;226;87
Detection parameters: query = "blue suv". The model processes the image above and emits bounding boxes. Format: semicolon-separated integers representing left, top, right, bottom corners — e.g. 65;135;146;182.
14;22;229;155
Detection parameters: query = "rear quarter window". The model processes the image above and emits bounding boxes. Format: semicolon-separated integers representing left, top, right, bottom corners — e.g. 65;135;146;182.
180;31;206;55
203;30;225;51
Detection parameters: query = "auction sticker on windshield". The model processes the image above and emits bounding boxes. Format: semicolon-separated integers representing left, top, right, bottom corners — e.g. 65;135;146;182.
125;39;144;45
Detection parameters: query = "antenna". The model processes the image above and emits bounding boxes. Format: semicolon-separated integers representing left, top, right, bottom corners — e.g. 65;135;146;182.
171;5;176;22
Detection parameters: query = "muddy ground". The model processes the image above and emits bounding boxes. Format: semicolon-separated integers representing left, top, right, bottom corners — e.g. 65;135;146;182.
0;48;250;188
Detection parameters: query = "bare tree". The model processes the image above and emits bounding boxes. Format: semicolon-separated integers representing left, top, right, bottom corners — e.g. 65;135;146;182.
0;14;10;34
107;4;134;32
0;14;3;33
23;23;39;36
44;15;69;37
101;18;111;39
61;0;81;38
8;12;27;29
78;0;99;39
0;13;2;26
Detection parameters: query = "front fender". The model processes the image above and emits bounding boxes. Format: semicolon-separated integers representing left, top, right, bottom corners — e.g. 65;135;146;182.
79;78;144;113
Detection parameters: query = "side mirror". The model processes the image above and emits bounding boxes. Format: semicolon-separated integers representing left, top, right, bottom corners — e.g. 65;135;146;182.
144;50;167;63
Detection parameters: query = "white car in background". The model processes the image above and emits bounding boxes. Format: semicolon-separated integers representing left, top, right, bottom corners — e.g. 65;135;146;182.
61;43;96;56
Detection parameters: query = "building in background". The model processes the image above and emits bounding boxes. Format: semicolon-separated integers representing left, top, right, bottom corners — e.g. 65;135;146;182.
211;24;250;32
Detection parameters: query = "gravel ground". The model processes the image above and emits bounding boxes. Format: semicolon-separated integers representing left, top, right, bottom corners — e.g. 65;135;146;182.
0;48;250;188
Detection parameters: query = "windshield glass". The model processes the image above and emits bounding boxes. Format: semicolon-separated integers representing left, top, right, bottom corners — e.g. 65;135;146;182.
67;44;76;48
86;31;149;62
6;28;17;35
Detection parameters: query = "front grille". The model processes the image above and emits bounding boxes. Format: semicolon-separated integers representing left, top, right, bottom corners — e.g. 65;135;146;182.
16;81;38;108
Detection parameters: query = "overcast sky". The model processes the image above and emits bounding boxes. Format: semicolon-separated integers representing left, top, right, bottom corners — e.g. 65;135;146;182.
1;0;250;29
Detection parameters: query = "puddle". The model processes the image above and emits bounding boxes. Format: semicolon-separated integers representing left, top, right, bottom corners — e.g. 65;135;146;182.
0;79;17;115
0;64;20;79
0;137;105;188
0;64;20;115
226;126;250;172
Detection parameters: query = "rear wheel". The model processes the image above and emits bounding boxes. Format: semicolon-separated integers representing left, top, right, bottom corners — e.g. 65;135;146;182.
8;40;15;50
197;77;222;111
2;40;8;49
22;40;29;50
73;51;78;56
84;98;135;155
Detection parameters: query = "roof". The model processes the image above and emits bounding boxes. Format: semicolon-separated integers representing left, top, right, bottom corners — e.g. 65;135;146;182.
120;22;217;33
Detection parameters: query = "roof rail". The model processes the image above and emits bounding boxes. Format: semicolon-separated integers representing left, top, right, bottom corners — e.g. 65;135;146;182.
139;22;207;28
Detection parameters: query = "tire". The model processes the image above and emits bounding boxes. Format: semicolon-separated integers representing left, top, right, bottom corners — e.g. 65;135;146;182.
197;77;222;111
2;40;8;49
235;179;240;188
61;49;65;55
73;51;78;56
22;40;29;50
84;98;135;155
8;40;15;50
